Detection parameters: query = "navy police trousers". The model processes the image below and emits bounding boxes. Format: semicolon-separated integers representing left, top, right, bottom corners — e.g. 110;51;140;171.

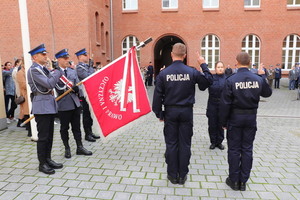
163;106;193;178
227;113;257;183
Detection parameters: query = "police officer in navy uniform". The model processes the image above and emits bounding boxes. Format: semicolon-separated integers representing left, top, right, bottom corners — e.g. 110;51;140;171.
153;43;213;185
205;61;226;150
75;48;100;142
27;44;63;174
220;52;272;191
54;49;92;159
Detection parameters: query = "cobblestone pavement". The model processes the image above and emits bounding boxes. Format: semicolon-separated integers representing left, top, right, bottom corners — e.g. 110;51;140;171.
0;79;299;200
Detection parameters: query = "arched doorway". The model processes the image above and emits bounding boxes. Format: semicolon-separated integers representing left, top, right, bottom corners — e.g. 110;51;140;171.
154;35;186;77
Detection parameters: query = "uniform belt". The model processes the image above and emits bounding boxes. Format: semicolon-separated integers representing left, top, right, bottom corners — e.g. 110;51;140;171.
232;108;257;114
209;97;220;102
165;105;193;108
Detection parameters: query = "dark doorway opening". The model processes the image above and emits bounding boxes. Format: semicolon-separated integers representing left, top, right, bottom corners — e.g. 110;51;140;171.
154;36;186;77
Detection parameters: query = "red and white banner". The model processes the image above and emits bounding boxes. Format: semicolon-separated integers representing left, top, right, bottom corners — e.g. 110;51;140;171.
81;46;151;139
60;75;73;89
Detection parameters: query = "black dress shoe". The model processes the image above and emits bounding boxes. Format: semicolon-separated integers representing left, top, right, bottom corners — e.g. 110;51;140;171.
39;163;55;175
76;146;93;156
178;175;187;185
216;144;225;150
65;148;71;158
209;144;216;149
240;182;246;191
226;177;239;191
167;175;178;184
91;133;100;139
85;135;96;142
46;159;63;169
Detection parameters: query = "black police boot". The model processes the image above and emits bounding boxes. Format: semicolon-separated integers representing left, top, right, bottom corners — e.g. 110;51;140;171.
178;175;187;185
65;148;71;159
76;146;93;156
216;143;225;150
167;175;178;184
46;158;63;169
88;128;100;139
226;177;239;191
39;163;55;175
85;134;96;142
240;182;246;191
209;144;216;149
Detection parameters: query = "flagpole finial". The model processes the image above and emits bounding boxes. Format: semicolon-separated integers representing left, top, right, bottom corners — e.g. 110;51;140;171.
137;37;153;50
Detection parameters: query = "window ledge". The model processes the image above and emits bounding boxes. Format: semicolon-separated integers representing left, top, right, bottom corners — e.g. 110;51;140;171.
244;7;261;11
162;8;178;12
203;8;219;12
96;42;100;46
102;50;106;55
122;9;138;14
287;5;300;10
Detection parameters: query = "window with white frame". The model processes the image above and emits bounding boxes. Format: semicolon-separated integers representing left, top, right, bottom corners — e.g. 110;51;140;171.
287;0;300;6
123;0;138;10
201;34;220;69
203;0;219;8
282;34;300;69
241;35;260;66
122;36;140;62
244;0;260;7
162;0;178;9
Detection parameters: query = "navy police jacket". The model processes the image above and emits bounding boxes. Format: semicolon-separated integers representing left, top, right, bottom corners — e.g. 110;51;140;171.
152;60;213;119
208;74;226;102
219;67;272;126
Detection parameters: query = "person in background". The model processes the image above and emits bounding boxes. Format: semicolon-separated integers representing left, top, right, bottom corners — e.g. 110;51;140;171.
225;65;233;76
16;59;31;136
205;61;226;150
2;61;17;123
147;61;154;86
289;66;297;90
250;64;258;74
274;63;282;89
12;59;23;127
267;65;275;88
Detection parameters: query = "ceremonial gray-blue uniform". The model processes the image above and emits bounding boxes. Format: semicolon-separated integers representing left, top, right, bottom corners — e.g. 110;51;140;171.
76;61;95;139
220;67;272;186
56;67;82;146
27;62;62;166
153;60;212;180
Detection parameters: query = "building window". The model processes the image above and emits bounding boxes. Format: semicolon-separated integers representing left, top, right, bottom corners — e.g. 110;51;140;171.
122;36;140;62
201;34;220;69
203;0;219;8
106;31;110;60
123;0;138;10
241;34;260;66
162;0;178;9
287;0;300;6
282;34;300;69
244;0;260;7
101;23;105;52
95;12;100;44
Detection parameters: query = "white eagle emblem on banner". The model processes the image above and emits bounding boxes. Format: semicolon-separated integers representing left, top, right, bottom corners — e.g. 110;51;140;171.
109;79;133;106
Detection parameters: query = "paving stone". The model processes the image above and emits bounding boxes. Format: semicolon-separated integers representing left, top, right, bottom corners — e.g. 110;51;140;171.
258;191;277;199
14;192;37;200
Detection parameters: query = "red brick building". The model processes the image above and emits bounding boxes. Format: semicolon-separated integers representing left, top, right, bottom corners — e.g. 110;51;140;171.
0;0;299;74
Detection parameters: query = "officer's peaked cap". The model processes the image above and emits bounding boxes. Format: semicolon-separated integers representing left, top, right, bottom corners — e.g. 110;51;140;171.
75;48;87;56
55;49;70;59
28;44;47;56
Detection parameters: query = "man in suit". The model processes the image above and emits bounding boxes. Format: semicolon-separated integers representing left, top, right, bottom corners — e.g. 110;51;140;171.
27;44;63;175
274;63;282;89
55;49;92;159
75;48;100;142
147;62;154;86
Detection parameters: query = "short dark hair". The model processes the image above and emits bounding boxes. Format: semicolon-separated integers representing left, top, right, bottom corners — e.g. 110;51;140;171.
236;52;250;66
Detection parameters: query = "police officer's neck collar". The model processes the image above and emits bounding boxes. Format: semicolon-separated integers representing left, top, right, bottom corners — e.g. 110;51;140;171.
173;59;183;63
